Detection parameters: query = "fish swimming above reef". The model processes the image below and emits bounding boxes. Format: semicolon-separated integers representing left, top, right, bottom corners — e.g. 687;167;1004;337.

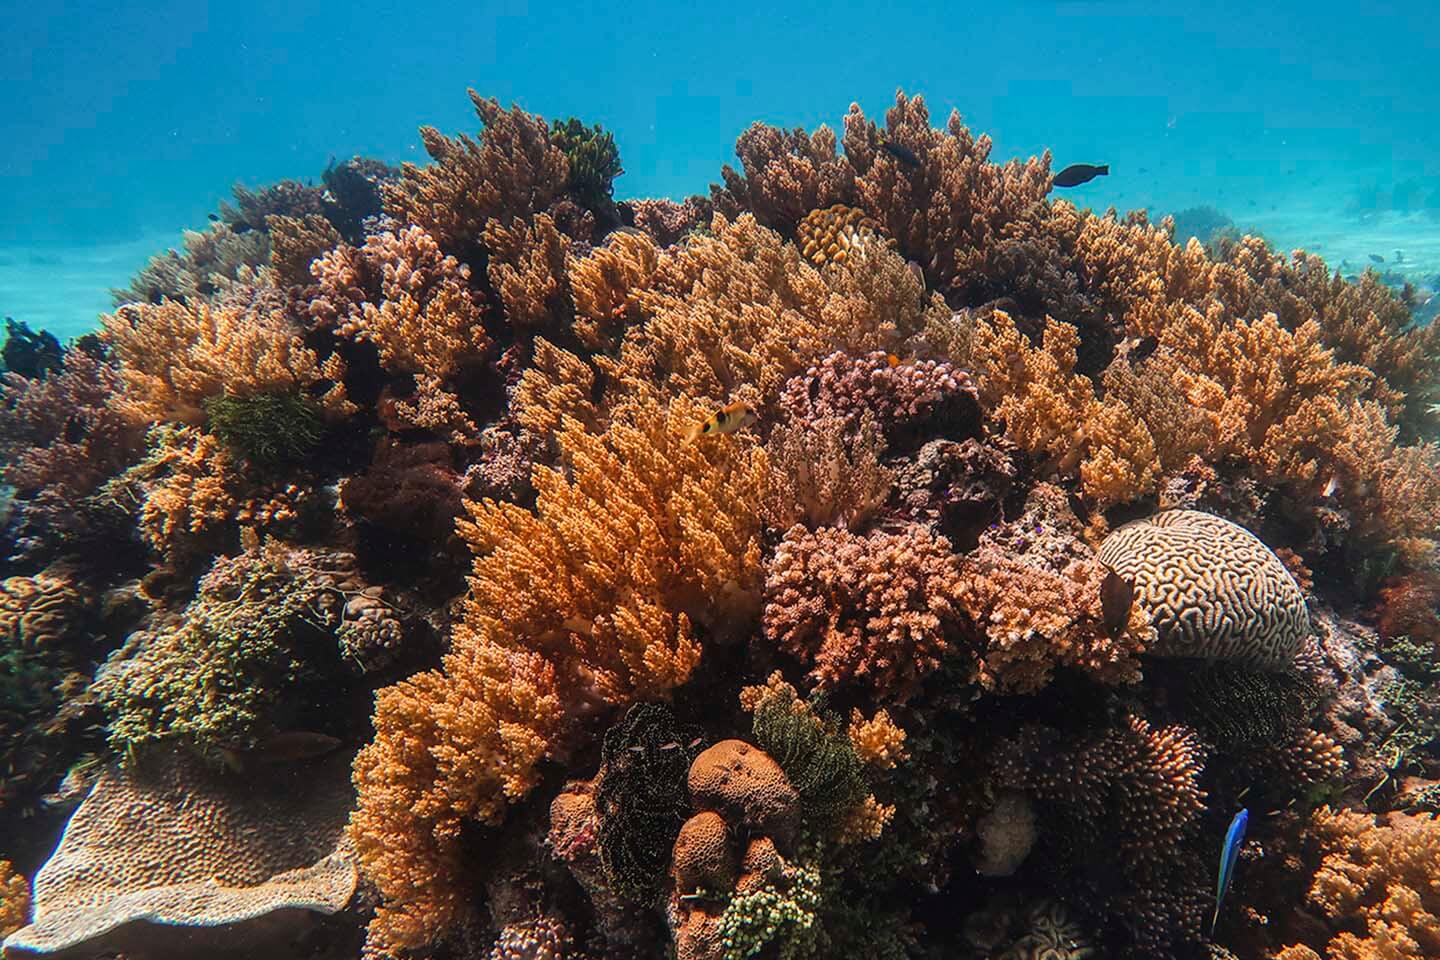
879;138;921;169
1369;253;1385;264
1052;163;1109;188
685;401;757;443
1099;569;1135;637
1212;807;1249;932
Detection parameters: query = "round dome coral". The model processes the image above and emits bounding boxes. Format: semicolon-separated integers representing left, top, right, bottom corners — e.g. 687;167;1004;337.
1097;510;1310;668
687;740;799;839
671;811;736;891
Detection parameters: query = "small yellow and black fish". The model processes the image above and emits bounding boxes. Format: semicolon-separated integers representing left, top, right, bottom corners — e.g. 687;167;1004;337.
1052;163;1110;188
1100;569;1135;637
879;138;921;169
685;401;757;443
1116;335;1159;364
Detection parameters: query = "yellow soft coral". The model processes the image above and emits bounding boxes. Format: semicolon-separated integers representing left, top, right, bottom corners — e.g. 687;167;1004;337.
568;227;658;348
350;388;767;953
0;859;28;939
102;301;326;426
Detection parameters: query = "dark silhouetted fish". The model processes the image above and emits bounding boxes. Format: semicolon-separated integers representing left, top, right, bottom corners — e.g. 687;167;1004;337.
1052;163;1109;188
255;731;343;764
207;213;219;221
1369;253;1385;264
1395;250;1404;262
879;139;921;169
1100;569;1135;637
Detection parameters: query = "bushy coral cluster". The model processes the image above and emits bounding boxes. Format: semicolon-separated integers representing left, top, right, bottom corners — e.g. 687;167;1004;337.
3;87;1440;960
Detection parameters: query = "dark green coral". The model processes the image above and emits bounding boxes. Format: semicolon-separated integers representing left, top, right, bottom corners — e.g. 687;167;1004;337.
1164;660;1317;753
550;118;624;212
751;693;867;832
594;702;702;903
202;390;322;467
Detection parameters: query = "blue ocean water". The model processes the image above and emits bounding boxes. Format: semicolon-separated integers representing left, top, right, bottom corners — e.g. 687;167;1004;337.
2;0;1437;340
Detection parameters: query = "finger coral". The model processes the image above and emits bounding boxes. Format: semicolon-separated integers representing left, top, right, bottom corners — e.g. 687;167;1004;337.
762;523;965;701
1098;510;1311;668
350;391;766;953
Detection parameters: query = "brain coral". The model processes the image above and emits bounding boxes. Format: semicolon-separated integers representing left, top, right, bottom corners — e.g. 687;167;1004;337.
1097;510;1310;668
2;748;355;957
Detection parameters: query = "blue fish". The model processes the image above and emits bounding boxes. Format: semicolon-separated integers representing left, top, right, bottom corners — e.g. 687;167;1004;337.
1212;807;1249;932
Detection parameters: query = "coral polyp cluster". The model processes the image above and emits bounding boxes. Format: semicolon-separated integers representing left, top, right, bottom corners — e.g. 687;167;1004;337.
1;87;1438;960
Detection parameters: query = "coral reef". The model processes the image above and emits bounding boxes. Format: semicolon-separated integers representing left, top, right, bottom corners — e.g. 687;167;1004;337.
0;860;28;939
7;87;1440;960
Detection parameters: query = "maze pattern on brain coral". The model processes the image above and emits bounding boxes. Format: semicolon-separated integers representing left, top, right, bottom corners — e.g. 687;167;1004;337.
1097;510;1309;668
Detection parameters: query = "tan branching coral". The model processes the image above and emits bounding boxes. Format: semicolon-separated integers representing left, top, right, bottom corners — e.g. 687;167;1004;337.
568;227;658;348
762;411;893;532
101;300;330;426
383;89;568;250
847;709;908;770
350;390;767;953
710;123;857;233
123;427;240;560
482;213;572;332
763;523;965;701
841;91;1053;287
0;861;28;940
266;213;341;288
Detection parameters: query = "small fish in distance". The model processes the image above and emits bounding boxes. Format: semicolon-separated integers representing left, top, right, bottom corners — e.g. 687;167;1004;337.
1369;253;1385;264
1212;807;1249;933
207;213;219;221
879;138;921;169
1099;569;1135;637
685;401;757;443
1052;163;1109;188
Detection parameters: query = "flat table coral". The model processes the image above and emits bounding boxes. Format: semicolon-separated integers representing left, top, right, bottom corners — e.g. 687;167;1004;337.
2;749;356;958
1098;509;1311;668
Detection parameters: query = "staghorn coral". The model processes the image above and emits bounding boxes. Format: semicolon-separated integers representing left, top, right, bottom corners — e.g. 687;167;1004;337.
2;748;355;958
266;213;342;288
0;860;27;939
1098;510;1311;667
350;391;766;953
762;523;964;701
710;122;857;234
995;716;1210;956
101;300;333;426
383;89;568;251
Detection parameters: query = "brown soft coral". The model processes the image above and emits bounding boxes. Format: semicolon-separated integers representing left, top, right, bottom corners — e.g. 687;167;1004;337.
382;89;568;251
762;523;965;701
710;123;857;233
349;390;766;953
0;860;30;939
482;213;572;333
567;227;658;349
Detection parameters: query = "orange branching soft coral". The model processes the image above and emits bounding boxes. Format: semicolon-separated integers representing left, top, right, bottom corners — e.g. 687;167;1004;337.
710;122;857;233
762;523;965;701
382;89;568;251
265;213;340;288
512;339;602;440
1291;808;1440;960
762;411;893;532
482;213;573;333
841;91;1052;288
965;310;1097;471
101;301;329;426
614;213;943;407
350;390;767;952
847;709;908;770
567;227;658;349
128;427;241;560
0;859;29;939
